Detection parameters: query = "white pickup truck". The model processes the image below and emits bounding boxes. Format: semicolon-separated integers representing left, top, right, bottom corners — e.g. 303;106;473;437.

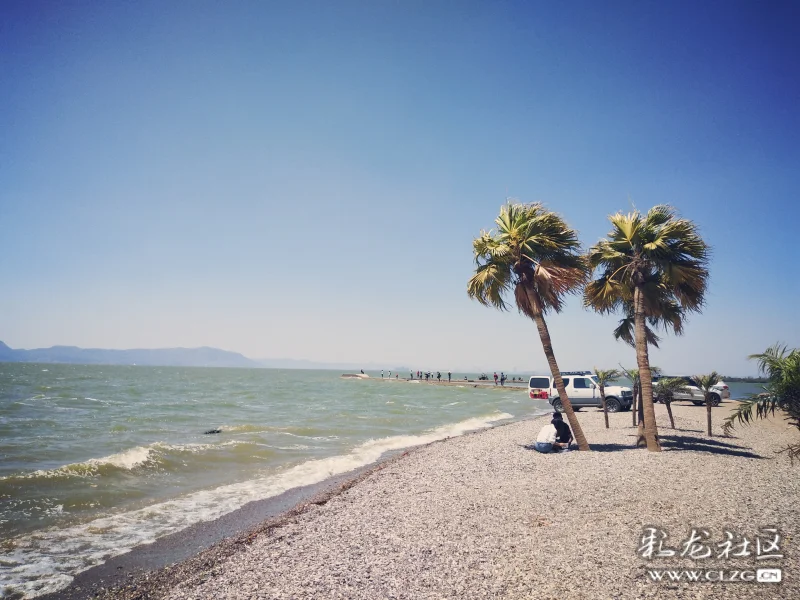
528;371;634;412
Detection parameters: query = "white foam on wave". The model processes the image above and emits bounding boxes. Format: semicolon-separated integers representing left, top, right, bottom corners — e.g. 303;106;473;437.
2;441;244;482
3;447;156;481
89;446;153;470
0;412;513;598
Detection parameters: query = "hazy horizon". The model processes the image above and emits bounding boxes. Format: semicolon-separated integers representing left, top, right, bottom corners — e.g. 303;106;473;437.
0;339;773;377
2;1;798;377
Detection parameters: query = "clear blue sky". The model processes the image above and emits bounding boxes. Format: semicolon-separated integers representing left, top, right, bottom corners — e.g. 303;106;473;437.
1;1;798;375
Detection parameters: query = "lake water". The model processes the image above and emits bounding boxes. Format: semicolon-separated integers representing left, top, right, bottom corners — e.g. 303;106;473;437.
0;364;549;598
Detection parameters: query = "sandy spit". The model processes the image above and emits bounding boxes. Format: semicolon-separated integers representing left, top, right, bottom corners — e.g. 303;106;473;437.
84;402;798;600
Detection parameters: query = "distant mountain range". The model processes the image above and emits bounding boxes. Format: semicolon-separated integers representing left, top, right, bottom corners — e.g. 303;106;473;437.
0;341;261;368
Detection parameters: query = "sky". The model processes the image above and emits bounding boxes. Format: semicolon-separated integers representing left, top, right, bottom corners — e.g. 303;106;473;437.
1;0;798;376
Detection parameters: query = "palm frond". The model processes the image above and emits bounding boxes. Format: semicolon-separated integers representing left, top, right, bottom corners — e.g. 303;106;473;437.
593;367;620;385
654;377;690;404
694;371;721;397
613;314;662;348
467;262;513;311
722;393;781;435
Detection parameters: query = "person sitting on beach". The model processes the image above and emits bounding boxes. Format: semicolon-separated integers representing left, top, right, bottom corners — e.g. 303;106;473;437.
534;414;573;453
551;411;573;449
534;421;558;453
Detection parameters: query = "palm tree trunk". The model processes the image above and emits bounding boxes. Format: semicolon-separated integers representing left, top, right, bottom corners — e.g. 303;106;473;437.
666;401;675;429
600;385;609;429
530;310;590;451
706;396;713;436
636;386;646;446
631;383;637;427
634;285;661;451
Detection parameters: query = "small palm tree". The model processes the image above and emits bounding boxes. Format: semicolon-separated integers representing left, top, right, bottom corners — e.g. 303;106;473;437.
724;344;800;462
694;372;721;436
619;365;640;427
468;202;591;451
594;368;620;429
586;205;710;452
654;377;689;429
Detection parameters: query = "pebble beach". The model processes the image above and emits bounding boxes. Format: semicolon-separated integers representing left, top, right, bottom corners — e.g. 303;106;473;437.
53;402;799;600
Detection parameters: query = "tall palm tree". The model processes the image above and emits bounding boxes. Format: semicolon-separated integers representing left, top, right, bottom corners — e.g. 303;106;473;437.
585;205;710;452
468;202;591;451
724;344;800;462
654;377;689;429
695;372;721;436
593;368;620;429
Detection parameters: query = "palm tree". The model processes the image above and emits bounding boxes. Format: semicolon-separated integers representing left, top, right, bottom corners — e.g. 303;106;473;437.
694;372;721;436
585;205;710;452
593;368;620;429
724;344;800;462
468;202;591;451
654;377;689;429
619;365;640;428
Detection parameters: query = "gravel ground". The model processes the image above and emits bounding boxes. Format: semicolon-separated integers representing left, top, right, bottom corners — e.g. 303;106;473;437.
97;403;799;600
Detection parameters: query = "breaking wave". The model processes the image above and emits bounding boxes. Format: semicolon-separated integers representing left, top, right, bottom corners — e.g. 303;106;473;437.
1;412;512;598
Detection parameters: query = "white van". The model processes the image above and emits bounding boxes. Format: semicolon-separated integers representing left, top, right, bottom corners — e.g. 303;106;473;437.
528;371;634;412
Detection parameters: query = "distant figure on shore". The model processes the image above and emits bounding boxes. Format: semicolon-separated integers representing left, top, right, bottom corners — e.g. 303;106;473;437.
437;371;441;382
381;370;384;378
493;372;498;385
500;372;506;386
551;412;573;449
388;371;392;378
360;369;364;374
448;371;451;382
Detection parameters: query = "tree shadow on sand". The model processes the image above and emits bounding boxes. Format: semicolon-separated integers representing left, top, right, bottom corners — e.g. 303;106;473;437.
522;435;765;459
584;435;764;459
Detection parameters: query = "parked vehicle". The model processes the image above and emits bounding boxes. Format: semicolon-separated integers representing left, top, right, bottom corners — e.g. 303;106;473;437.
653;375;730;406
528;371;634;412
